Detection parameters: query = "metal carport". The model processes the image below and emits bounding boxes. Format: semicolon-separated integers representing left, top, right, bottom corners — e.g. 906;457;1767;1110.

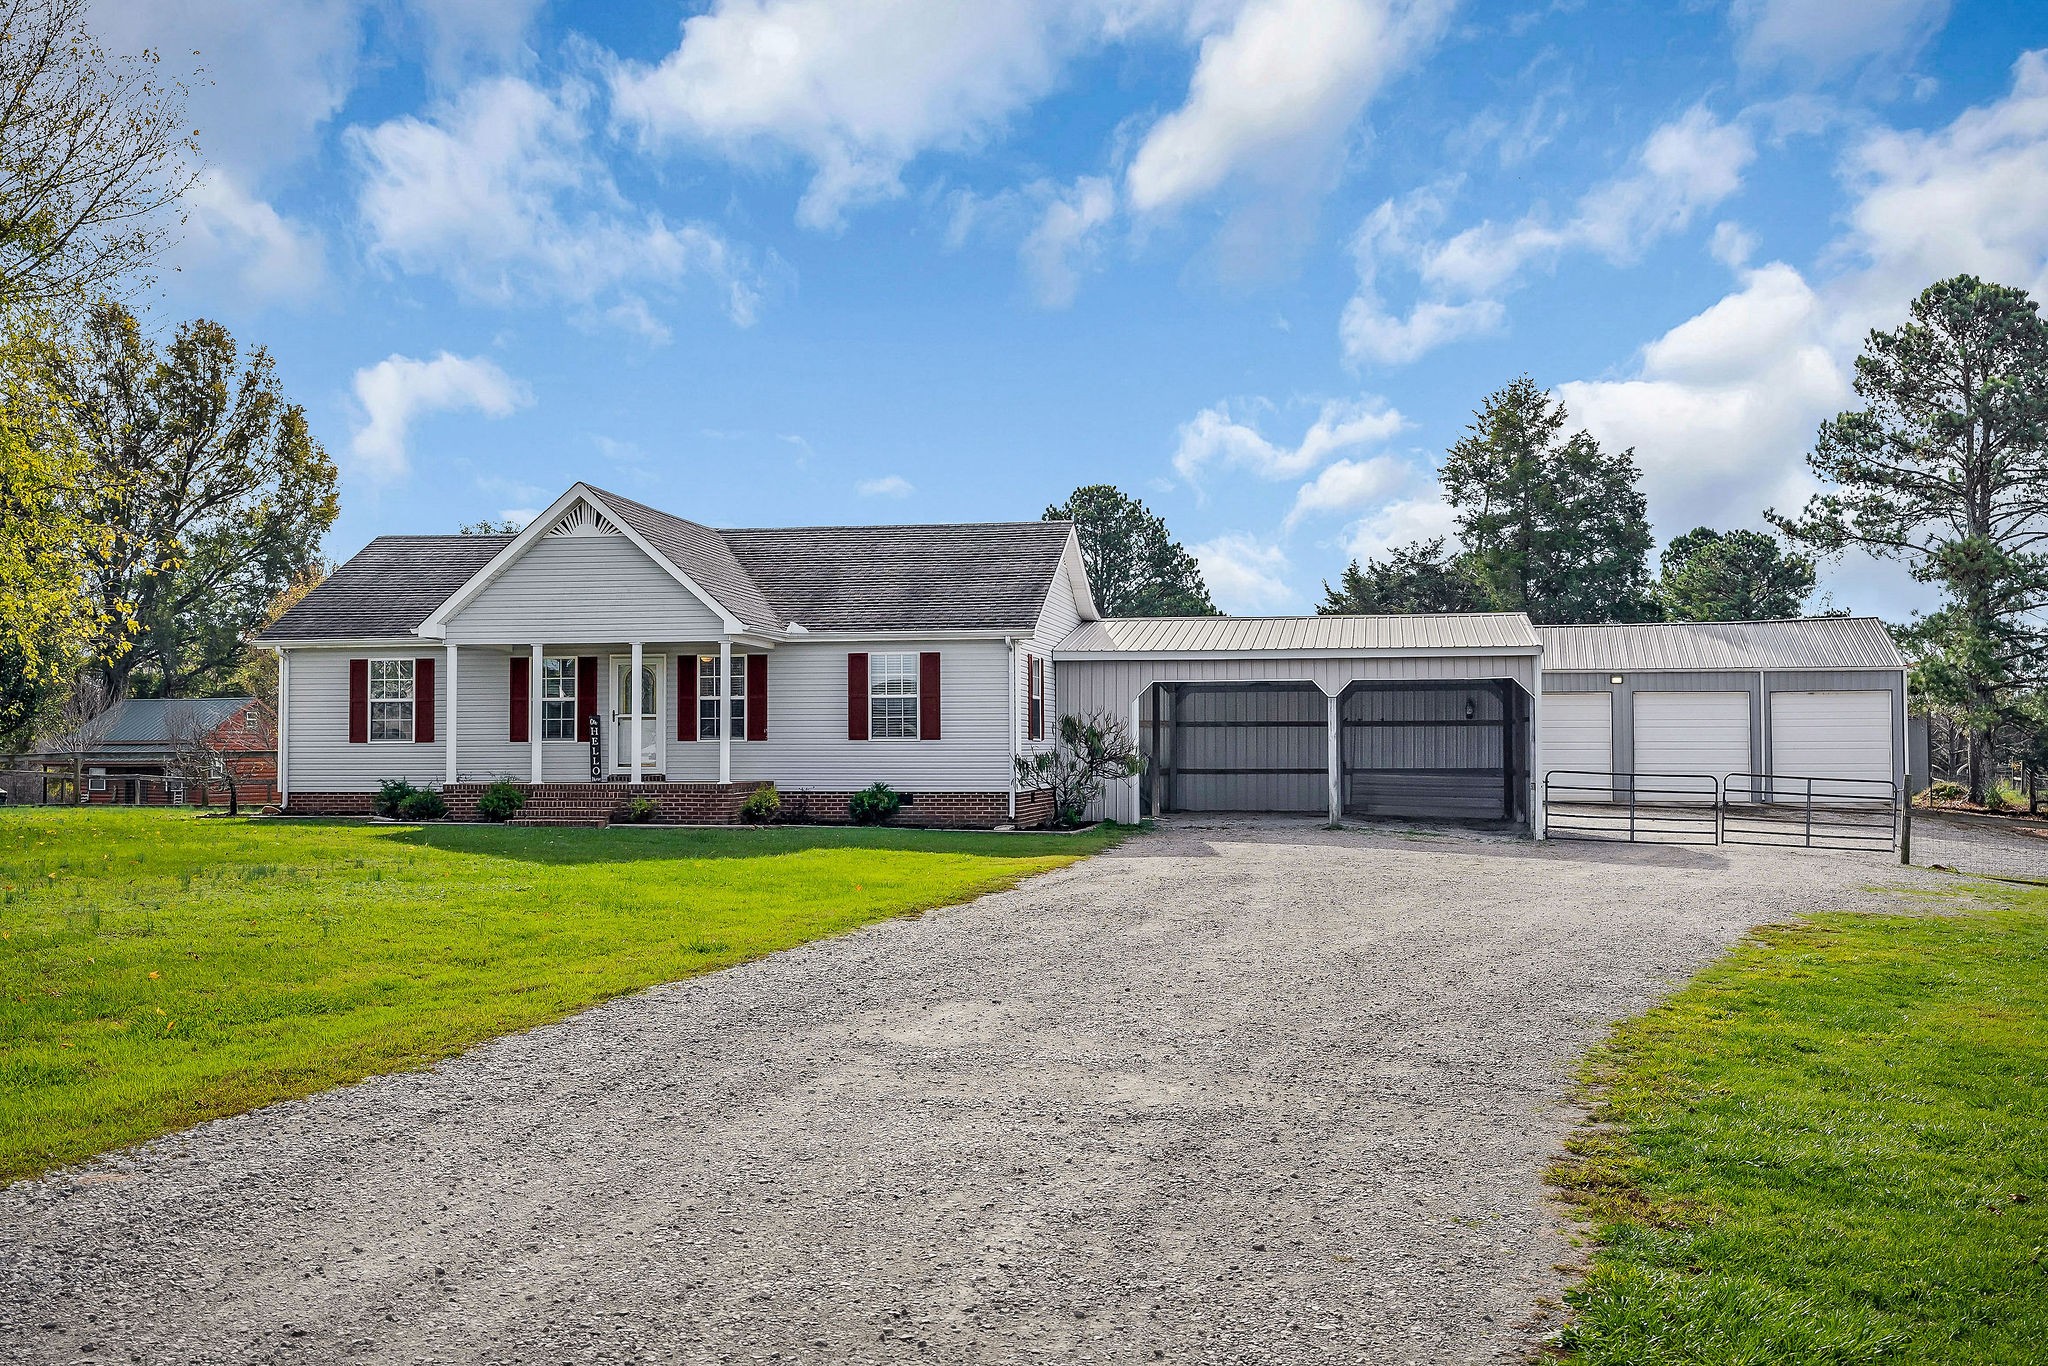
1052;614;1545;831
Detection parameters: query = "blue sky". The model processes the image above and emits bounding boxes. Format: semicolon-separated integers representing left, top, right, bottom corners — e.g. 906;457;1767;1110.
110;0;2048;616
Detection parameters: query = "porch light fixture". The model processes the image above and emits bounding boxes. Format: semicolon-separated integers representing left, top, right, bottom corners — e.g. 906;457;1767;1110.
1609;674;1624;685
1465;696;1476;720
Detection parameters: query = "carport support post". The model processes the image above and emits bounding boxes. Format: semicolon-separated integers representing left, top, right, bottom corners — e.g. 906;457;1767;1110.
1530;685;1546;840
1325;689;1341;826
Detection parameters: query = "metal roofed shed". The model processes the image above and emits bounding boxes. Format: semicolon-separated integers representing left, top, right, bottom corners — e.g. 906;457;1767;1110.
1535;617;1911;825
1054;614;1545;829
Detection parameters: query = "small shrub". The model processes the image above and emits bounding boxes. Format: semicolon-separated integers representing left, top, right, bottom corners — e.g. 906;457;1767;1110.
395;788;447;821
373;778;419;818
739;783;781;824
1925;779;1965;805
848;782;902;826
475;780;526;823
1986;784;2027;813
625;795;658;823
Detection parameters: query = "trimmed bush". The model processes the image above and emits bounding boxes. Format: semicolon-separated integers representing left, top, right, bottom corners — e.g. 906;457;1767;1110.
739;783;781;824
475;781;526;823
848;782;902;826
395;789;447;821
372;778;419;818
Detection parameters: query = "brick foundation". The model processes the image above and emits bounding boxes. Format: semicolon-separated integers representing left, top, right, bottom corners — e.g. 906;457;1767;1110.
282;783;1038;828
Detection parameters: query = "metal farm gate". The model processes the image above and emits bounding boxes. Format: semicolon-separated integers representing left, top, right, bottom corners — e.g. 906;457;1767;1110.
1543;770;1901;854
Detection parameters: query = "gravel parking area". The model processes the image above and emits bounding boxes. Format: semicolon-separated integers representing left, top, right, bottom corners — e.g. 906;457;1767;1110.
0;819;1941;1365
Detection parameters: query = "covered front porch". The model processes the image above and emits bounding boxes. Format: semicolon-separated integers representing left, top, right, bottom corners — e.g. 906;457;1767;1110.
430;637;768;788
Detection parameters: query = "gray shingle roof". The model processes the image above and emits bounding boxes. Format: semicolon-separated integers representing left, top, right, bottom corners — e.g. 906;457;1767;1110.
720;521;1074;632
256;492;1076;641
583;486;781;632
1056;613;1542;654
258;535;514;642
1537;618;1906;671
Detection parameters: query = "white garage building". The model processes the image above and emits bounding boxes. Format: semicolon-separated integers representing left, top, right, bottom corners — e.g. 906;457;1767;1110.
1056;614;1907;835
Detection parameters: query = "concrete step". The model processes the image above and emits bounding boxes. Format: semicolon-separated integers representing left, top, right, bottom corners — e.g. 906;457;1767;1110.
506;816;609;828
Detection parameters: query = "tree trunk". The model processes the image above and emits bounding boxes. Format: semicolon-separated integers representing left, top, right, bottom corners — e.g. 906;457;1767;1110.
1967;726;1989;806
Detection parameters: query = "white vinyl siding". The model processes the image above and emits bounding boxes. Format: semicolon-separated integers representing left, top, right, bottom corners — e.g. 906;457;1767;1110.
660;639;1014;789
1019;536;1087;757
442;536;726;644
1541;692;1613;799
1771;690;1894;788
1632;691;1751;782
286;648;446;790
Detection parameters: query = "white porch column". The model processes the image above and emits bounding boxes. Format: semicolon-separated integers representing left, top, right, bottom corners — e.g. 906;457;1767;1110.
718;636;733;785
1529;684;1546;840
444;645;459;786
1129;690;1142;823
1326;688;1342;826
529;643;544;784
629;640;644;785
276;648;290;807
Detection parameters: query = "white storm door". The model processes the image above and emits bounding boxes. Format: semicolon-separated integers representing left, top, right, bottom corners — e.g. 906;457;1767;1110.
1541;692;1615;801
610;654;665;774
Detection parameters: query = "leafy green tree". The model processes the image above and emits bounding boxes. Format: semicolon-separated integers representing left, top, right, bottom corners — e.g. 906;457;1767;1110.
1441;376;1657;623
65;302;339;699
1044;484;1216;617
459;517;523;534
0;0;195;308
1770;275;2048;803
0;307;95;734
1656;527;1817;621
1318;537;1482;614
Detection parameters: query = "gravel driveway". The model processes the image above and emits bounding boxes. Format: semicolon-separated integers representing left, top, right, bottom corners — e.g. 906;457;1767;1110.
1;820;1939;1365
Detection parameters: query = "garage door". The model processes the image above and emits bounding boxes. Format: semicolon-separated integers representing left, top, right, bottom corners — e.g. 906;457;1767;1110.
1633;692;1750;797
1541;692;1613;800
1771;691;1894;789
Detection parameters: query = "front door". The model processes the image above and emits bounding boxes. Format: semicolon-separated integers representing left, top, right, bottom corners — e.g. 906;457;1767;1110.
610;654;665;776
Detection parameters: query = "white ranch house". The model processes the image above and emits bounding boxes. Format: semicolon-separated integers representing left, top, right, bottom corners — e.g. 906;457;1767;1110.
260;483;1908;832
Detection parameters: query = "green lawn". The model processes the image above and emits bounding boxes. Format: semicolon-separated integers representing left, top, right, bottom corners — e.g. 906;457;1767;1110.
0;809;1120;1183
1551;881;2048;1364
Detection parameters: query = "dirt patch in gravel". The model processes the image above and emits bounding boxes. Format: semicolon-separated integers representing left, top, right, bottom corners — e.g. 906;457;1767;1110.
0;819;1940;1365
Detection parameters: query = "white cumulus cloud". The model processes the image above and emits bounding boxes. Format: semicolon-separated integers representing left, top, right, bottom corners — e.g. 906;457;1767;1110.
1731;0;1951;78
1192;533;1296;612
1126;0;1450;215
608;0;1109;231
1020;176;1117;308
1343;106;1755;365
350;352;533;481
176;169;327;305
857;474;915;497
1285;455;1411;529
352;75;763;331
1173;397;1405;484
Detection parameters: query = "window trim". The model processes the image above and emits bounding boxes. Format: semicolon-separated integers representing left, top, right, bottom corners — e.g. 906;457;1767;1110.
366;656;416;743
867;651;920;742
540;655;579;742
695;652;749;741
87;767;107;793
1027;655;1045;742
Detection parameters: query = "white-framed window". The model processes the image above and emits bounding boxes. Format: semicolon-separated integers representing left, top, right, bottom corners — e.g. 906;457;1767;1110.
243;711;259;733
869;652;918;739
1027;655;1045;741
541;657;578;741
368;658;415;741
88;767;106;792
697;653;747;740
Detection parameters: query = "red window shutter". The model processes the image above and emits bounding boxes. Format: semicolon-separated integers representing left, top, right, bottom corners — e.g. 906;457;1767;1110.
919;651;941;740
576;656;598;740
415;657;436;743
847;652;868;740
677;654;698;742
347;659;368;744
509;655;529;743
746;653;768;742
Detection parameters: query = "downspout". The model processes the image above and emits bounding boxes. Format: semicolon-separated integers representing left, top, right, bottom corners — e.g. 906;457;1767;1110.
1005;636;1018;821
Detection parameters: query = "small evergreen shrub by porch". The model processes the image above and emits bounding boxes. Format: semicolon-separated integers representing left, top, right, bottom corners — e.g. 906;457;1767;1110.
848;782;902;825
739;783;781;824
475;781;526;823
395;788;447;821
372;778;419;818
624;795;657;823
